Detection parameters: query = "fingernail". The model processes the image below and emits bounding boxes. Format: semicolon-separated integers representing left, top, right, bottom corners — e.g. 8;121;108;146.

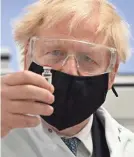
50;85;55;93
48;94;55;104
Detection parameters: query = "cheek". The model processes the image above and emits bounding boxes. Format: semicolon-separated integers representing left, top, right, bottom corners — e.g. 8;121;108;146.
24;54;32;70
103;52;111;71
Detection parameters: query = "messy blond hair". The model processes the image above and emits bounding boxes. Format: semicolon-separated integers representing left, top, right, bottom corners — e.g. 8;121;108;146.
13;0;130;63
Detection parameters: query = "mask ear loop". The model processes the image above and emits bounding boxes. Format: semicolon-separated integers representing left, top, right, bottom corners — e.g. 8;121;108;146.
112;86;118;97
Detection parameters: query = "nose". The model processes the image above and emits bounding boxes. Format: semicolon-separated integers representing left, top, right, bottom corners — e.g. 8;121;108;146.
61;56;78;76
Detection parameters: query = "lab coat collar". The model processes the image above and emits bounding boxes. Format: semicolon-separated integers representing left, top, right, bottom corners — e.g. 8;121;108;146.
96;107;126;157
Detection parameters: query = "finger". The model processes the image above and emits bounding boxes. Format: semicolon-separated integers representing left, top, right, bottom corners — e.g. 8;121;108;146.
9;114;41;129
9;100;54;116
7;85;55;104
3;71;54;93
1;127;11;137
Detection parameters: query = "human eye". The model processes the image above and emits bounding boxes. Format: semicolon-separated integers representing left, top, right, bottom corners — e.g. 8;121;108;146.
80;54;99;66
51;50;65;56
82;55;94;63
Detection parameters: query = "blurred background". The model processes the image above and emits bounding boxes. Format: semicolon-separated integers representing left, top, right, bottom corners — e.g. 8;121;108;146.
1;0;134;131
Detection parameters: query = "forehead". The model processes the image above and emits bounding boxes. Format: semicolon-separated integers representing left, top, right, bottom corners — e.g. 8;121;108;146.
36;17;105;45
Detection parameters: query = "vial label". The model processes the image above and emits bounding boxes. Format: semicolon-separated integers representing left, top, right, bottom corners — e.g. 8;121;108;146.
42;66;52;84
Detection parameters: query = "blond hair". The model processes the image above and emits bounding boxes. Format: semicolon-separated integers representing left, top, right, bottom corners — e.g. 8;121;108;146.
13;0;131;63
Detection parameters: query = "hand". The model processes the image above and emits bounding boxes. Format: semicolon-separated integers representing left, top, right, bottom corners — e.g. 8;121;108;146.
1;71;55;137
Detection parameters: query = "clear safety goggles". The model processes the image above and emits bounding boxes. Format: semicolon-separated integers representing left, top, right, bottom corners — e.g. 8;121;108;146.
28;37;117;76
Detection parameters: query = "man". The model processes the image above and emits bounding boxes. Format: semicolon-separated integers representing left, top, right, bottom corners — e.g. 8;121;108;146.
1;0;134;157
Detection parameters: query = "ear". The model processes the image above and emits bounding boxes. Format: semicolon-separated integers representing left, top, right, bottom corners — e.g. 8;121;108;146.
108;56;120;90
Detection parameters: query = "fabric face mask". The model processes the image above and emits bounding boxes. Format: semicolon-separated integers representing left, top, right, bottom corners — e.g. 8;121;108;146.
29;61;109;130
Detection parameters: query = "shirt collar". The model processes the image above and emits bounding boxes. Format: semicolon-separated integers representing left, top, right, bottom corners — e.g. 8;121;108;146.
74;115;93;155
60;115;93;155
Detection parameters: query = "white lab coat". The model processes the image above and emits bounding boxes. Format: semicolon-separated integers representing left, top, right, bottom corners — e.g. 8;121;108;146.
1;107;134;157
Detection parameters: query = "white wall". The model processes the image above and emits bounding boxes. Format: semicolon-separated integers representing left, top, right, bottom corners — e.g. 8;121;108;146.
103;75;134;132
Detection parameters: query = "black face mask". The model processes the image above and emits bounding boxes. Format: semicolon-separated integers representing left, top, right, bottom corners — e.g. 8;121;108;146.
29;62;109;130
